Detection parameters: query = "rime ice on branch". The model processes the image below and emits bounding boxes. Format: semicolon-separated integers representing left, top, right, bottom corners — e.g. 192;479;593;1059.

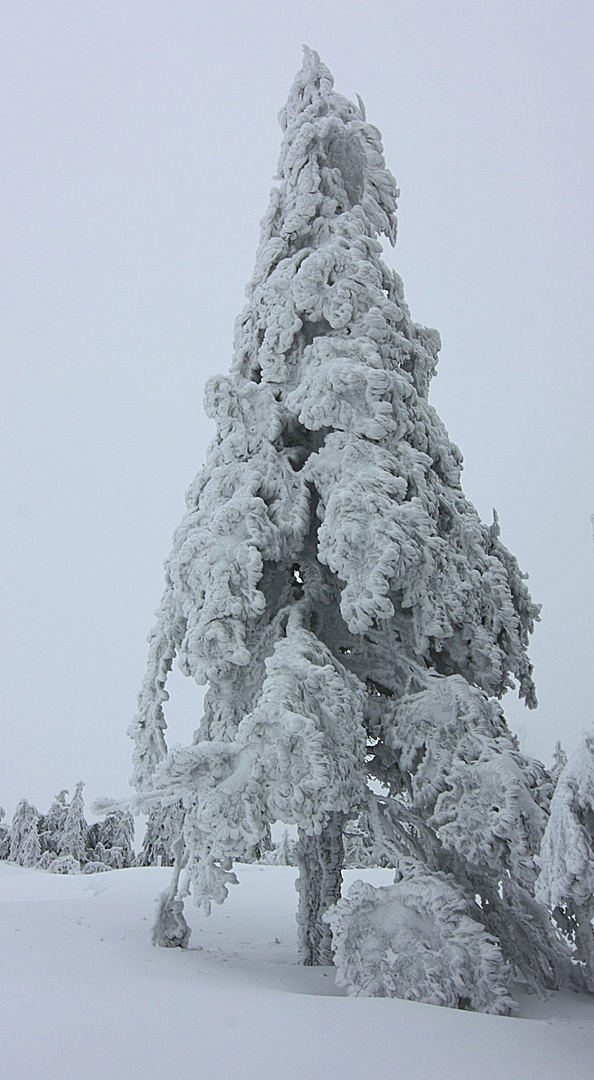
130;50;564;1004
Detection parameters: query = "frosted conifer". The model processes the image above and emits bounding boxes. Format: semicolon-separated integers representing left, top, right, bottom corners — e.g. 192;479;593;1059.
39;789;69;856
135;802;183;867
59;781;88;866
274;828;296;866
130;50;565;1004
536;731;594;988
551;740;568;786
20;822;42;868
88;810;135;868
9;799;42;868
0;809;9;859
343;811;376;868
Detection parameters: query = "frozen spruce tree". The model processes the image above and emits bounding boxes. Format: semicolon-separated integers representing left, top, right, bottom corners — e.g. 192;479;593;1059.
9;799;42;868
0;809;10;859
86;808;135;869
38;789;69;858
129;49;568;1004
58;781;88;867
536;731;594;989
135;803;182;867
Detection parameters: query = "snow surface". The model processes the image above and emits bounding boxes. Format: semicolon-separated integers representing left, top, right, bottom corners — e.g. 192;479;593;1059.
1;861;593;1080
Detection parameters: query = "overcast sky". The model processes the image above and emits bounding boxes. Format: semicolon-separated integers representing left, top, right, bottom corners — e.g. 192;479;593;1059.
1;1;592;819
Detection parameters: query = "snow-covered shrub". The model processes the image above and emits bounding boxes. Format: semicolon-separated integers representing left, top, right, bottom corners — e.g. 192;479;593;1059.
97;810;135;863
326;860;513;1014
82;860;111;874
47;854;81;875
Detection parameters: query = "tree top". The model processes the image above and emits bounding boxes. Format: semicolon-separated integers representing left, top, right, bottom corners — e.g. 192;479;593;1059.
275;47;398;246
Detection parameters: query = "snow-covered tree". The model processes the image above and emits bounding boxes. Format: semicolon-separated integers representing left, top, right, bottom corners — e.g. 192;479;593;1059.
0;808;10;860
39;789;69;856
536;731;594;988
135;803;183;867
343;811;377;869
87;809;135;869
9;799;42;868
101;810;135;860
59;781;88;866
129;49;566;1006
273;828;296;866
3;786;136;875
551;741;568;786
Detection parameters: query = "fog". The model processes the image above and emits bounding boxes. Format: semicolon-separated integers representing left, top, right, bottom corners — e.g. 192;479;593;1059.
1;1;592;817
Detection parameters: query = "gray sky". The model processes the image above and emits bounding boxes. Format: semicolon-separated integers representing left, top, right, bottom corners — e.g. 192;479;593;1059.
1;1;593;819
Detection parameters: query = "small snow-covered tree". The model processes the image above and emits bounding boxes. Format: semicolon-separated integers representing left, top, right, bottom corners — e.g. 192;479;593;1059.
551;741;568;786
59;781;88;866
103;809;135;861
39;789;69;856
273;828;296;866
536;731;594;988
0;808;10;859
135;803;183;867
88;809;135;869
128;49;569;1006
20;823;42;868
343;811;377;869
9;799;42;868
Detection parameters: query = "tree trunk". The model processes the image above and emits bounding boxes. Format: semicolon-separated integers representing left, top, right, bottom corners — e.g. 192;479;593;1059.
295;812;344;965
574;903;594;991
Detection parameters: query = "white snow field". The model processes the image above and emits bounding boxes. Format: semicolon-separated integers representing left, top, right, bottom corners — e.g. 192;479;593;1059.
1;861;593;1080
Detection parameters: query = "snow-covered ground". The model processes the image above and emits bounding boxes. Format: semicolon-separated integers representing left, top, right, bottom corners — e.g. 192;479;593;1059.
1;861;593;1080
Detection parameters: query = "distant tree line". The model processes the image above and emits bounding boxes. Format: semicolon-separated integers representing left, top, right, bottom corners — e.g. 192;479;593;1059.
0;787;383;874
0;782;135;874
0;788;300;872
